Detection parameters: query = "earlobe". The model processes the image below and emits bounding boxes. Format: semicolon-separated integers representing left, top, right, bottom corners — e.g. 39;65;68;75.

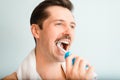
31;24;40;39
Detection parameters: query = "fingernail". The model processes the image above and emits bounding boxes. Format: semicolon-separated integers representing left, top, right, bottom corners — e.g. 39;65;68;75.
72;58;75;65
86;65;89;69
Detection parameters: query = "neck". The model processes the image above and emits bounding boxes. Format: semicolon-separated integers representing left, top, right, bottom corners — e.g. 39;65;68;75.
35;46;66;79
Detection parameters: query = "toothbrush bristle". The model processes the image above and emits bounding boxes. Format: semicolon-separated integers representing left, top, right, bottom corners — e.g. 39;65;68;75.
57;42;67;53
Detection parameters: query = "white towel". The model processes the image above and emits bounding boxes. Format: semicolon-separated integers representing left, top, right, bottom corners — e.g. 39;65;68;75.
16;49;42;80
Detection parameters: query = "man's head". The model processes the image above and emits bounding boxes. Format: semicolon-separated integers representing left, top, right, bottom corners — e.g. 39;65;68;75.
31;0;76;61
30;0;73;29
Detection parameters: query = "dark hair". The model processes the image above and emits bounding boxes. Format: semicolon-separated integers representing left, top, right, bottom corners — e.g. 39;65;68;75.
30;0;73;29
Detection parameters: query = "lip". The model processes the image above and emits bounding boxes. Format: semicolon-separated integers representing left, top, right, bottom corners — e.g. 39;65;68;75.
55;39;71;45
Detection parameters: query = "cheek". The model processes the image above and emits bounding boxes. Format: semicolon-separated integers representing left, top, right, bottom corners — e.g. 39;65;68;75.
48;27;61;38
49;30;59;42
43;24;63;43
45;29;60;44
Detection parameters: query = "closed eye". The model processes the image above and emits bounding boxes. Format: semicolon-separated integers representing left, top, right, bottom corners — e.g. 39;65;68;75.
55;23;62;25
71;25;75;29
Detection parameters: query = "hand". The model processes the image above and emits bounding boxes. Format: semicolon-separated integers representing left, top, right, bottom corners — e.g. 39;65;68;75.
2;72;17;80
65;54;95;80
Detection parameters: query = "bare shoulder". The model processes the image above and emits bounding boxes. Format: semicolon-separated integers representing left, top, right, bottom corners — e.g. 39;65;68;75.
2;72;18;80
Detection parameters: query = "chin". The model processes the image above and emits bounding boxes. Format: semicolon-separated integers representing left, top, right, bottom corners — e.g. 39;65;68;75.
56;57;65;62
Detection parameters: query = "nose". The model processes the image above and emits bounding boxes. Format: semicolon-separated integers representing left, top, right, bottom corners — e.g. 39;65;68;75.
63;24;74;35
62;24;74;39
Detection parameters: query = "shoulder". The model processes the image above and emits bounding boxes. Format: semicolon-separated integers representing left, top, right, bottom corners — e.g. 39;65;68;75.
2;72;18;80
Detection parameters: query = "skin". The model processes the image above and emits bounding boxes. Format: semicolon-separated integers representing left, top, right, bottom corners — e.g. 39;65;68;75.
3;6;95;80
2;72;17;80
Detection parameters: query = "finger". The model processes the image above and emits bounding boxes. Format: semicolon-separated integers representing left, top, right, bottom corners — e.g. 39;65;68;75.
79;58;87;74
86;66;95;80
66;53;77;72
73;56;81;70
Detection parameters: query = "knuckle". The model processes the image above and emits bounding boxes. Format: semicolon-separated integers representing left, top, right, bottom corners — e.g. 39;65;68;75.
71;69;77;75
80;59;85;63
66;57;69;62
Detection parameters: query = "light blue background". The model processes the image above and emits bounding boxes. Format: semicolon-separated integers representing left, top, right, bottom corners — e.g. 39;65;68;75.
0;0;120;79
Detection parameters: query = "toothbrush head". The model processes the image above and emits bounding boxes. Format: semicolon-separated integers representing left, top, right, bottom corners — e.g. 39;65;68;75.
57;41;67;53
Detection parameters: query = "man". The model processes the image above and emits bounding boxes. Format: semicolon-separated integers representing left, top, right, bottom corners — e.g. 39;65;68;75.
3;0;96;79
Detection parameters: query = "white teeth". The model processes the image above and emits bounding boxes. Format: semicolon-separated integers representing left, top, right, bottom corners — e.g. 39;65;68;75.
58;41;69;45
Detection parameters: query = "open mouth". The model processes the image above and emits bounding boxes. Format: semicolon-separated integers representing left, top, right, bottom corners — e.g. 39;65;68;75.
56;40;70;53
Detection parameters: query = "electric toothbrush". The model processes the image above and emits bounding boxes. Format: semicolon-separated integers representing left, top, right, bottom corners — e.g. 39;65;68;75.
57;41;75;65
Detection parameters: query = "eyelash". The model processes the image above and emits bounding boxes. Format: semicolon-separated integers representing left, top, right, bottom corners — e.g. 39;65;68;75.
70;25;75;29
55;23;62;25
55;23;75;29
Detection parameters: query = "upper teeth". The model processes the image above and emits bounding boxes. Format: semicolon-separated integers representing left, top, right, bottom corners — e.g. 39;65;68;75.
58;41;69;45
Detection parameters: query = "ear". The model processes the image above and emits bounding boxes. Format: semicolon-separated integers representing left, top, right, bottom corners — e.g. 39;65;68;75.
31;24;40;39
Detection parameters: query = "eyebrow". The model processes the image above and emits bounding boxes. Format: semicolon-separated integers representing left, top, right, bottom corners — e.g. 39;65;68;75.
53;19;76;26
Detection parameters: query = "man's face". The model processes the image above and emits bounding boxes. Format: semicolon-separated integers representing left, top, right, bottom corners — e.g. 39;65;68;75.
38;6;76;62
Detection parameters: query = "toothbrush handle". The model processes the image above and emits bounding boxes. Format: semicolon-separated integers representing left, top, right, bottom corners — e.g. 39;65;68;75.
64;51;97;79
64;51;88;68
64;51;75;65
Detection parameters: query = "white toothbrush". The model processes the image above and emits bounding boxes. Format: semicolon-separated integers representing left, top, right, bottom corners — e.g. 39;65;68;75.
57;41;76;65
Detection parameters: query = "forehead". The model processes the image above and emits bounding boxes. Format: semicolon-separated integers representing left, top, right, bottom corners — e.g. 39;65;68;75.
45;6;75;23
